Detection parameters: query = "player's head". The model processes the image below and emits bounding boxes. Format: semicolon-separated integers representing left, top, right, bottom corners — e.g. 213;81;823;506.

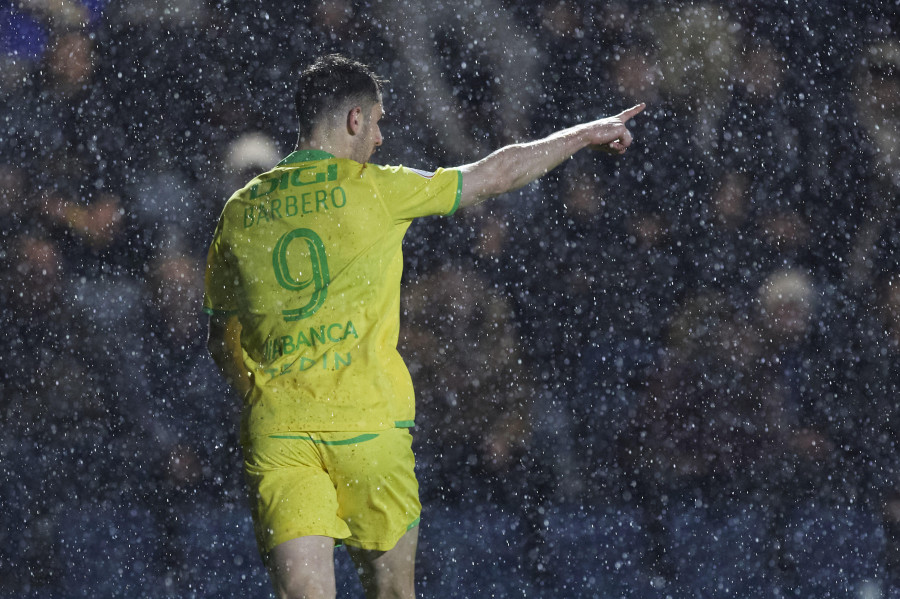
295;54;386;162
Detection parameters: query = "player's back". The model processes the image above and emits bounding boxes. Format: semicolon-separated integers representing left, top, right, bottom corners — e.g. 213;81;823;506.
204;149;461;439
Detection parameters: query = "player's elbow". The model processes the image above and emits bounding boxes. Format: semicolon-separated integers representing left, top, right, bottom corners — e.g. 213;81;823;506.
458;156;517;208
489;146;525;194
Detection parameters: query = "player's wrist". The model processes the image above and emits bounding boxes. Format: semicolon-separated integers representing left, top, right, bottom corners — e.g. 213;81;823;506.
568;123;592;148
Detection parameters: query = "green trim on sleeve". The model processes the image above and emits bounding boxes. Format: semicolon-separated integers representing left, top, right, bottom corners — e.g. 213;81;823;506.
394;420;415;428
447;170;462;216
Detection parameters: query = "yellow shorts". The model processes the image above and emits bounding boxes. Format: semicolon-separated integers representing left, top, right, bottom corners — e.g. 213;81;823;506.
243;427;420;554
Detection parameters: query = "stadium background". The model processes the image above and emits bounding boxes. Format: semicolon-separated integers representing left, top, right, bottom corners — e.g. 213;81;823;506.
2;0;900;596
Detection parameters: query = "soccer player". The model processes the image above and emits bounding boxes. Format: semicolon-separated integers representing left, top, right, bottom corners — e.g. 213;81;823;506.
204;54;644;599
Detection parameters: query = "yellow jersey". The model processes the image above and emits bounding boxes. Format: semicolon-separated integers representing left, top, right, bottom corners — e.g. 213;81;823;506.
203;150;462;442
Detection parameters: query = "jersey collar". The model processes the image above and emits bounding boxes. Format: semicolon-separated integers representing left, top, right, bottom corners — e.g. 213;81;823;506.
278;149;335;165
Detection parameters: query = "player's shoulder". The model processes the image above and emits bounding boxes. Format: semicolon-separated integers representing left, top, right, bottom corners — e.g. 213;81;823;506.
223;167;281;206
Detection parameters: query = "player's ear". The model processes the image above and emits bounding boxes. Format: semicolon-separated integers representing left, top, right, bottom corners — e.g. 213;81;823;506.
346;106;362;136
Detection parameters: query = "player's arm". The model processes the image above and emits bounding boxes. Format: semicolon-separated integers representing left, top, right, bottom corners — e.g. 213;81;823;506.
207;313;253;400
456;104;646;208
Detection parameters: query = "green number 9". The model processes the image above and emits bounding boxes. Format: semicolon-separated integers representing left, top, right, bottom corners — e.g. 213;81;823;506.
272;228;330;321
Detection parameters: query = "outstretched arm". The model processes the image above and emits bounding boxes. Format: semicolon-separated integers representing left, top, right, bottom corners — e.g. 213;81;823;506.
456;104;646;208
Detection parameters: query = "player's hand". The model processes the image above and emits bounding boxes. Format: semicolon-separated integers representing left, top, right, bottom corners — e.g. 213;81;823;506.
586;103;646;155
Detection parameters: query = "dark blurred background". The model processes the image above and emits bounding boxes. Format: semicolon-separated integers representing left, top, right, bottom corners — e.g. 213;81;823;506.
2;0;900;597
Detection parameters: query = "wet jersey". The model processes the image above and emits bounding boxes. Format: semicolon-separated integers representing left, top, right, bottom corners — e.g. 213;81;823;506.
203;149;462;441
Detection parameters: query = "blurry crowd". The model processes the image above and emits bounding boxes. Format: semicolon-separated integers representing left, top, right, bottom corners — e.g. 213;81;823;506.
2;0;900;596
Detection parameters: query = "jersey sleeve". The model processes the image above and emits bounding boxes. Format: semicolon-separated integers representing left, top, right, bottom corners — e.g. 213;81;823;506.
370;165;462;222
202;215;240;316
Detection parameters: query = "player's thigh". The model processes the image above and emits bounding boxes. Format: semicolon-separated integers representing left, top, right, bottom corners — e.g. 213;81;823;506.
267;535;337;599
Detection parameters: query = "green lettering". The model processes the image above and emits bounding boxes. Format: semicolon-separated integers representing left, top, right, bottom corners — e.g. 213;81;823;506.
291;165;323;187
301;192;312;214
331;186;347;208
344;321;358;340
334;352;351;369
315;190;328;212
250;178;278;199
327;164;338;181
258;203;271;223
299;357;316;371
279;172;290;190
310;326;326;346
270;198;282;219
296;331;312;347
244;206;255;228
285;196;298;217
282;336;295;355
327;323;343;343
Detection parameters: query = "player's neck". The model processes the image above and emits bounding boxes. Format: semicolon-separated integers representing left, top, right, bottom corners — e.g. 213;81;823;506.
297;130;352;160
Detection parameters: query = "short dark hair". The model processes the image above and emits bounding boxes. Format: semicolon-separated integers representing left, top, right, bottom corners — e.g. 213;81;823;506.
294;54;385;143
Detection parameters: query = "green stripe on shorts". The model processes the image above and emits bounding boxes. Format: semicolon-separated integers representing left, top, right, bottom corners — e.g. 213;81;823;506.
268;433;379;445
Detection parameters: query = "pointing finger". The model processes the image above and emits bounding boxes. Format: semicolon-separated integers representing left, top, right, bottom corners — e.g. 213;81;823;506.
617;103;646;121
